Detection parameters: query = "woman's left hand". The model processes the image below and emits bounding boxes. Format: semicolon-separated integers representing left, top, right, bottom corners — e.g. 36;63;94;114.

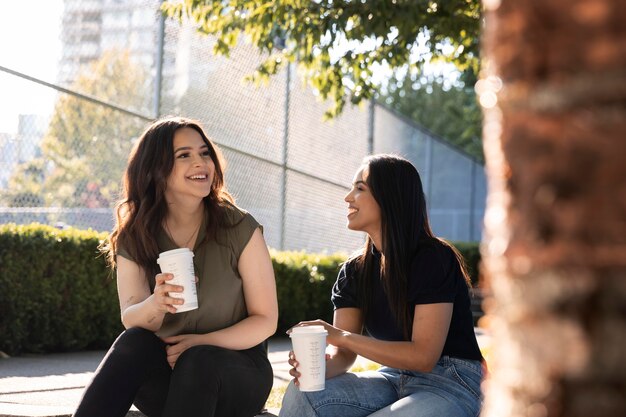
161;333;203;368
289;319;347;347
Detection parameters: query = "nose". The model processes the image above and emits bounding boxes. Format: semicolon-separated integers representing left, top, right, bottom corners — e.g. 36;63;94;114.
344;189;353;202
191;154;206;167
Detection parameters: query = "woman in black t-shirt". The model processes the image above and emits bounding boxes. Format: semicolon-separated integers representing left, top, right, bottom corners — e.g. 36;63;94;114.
280;154;483;417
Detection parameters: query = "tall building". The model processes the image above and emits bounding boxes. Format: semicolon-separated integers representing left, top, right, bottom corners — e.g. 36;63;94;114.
56;0;217;115
58;0;165;89
0;132;16;188
0;113;47;190
16;114;48;163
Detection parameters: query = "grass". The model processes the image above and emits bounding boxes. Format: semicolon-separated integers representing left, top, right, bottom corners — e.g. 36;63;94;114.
265;383;288;409
349;360;381;373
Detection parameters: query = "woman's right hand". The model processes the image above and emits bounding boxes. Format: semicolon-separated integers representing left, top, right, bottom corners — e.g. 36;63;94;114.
287;350;302;385
152;273;184;314
288;350;332;385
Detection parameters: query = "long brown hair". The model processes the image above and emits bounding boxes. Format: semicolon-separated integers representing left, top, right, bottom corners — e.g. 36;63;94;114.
353;154;471;339
101;116;234;284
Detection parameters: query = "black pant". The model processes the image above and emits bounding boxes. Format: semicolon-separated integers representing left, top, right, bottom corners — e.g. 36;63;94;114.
73;327;273;417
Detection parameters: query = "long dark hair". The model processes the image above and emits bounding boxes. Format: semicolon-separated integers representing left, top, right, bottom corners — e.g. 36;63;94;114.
353;154;471;339
102;116;234;285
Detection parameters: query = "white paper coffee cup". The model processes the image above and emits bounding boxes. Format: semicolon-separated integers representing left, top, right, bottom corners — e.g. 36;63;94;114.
290;325;328;392
156;248;198;313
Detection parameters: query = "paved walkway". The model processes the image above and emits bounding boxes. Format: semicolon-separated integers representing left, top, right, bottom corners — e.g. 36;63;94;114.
0;330;491;417
0;338;294;417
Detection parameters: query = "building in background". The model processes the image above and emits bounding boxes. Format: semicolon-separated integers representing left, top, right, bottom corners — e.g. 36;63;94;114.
16;114;48;163
0;115;48;189
0;132;15;188
56;0;210;112
58;0;164;88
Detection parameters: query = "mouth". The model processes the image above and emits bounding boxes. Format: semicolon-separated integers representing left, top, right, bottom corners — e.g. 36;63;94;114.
187;173;209;181
347;206;358;218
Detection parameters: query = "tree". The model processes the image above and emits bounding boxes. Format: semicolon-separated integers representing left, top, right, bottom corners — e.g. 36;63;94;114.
8;50;149;207
163;0;481;118
480;1;626;416
2;159;46;207
382;69;483;161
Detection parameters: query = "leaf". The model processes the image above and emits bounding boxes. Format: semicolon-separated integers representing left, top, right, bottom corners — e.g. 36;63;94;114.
162;0;481;119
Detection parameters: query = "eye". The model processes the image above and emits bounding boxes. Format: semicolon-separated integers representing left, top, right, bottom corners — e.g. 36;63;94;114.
201;150;212;158
176;152;190;159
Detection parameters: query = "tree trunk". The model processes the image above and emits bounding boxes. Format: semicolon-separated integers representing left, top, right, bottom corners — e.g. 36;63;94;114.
479;1;626;416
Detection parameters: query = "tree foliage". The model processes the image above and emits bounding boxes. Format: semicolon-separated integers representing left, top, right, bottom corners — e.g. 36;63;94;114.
163;0;481;118
382;69;483;161
6;51;148;207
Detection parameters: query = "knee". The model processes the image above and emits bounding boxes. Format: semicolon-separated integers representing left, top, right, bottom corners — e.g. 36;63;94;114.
112;327;163;359
173;345;226;381
114;327;159;347
172;345;271;389
279;381;314;416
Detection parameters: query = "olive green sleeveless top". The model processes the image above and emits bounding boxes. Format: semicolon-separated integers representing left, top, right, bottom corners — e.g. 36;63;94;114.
117;204;260;338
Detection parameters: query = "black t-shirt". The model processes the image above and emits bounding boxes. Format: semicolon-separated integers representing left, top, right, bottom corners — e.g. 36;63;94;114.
331;241;483;361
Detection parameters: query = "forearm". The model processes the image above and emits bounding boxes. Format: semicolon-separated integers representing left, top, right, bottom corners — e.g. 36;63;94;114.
198;313;277;350
335;332;435;372
325;346;357;378
121;295;166;332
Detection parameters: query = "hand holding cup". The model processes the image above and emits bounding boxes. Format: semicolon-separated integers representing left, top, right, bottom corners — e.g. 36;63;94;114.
288;325;328;391
153;273;185;314
156;248;198;313
288;350;301;381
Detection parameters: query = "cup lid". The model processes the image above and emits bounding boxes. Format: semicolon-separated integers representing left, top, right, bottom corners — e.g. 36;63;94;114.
157;248;193;261
290;325;328;335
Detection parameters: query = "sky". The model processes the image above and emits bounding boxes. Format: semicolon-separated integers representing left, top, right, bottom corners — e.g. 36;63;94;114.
0;0;63;134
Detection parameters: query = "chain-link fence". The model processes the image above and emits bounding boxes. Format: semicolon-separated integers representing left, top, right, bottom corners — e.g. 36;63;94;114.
0;0;485;253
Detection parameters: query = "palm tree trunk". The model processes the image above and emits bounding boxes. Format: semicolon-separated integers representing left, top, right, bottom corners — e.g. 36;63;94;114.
480;1;626;416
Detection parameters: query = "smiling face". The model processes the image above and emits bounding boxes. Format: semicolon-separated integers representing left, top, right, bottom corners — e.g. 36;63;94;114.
164;127;215;203
344;165;382;240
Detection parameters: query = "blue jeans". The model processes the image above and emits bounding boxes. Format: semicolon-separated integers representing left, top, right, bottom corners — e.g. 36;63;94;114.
279;356;483;417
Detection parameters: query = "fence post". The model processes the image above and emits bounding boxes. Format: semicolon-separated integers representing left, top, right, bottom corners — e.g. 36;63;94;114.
280;62;291;251
367;98;375;154
153;0;166;119
424;134;433;211
470;161;477;241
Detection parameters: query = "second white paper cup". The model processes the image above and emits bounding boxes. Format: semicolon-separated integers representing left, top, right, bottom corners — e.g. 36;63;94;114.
156;248;198;313
290;325;328;392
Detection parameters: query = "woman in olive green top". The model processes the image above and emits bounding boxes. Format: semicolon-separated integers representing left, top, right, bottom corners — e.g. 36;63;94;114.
74;117;278;417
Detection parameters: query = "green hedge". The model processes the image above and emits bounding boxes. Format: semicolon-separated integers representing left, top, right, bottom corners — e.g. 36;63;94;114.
0;223;480;355
0;223;120;356
453;241;482;286
272;250;346;335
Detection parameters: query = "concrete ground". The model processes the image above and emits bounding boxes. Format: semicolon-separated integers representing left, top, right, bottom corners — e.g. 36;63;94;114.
0;338;294;417
0;330;491;417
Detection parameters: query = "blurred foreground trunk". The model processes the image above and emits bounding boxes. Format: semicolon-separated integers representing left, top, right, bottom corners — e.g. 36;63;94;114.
480;1;626;416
